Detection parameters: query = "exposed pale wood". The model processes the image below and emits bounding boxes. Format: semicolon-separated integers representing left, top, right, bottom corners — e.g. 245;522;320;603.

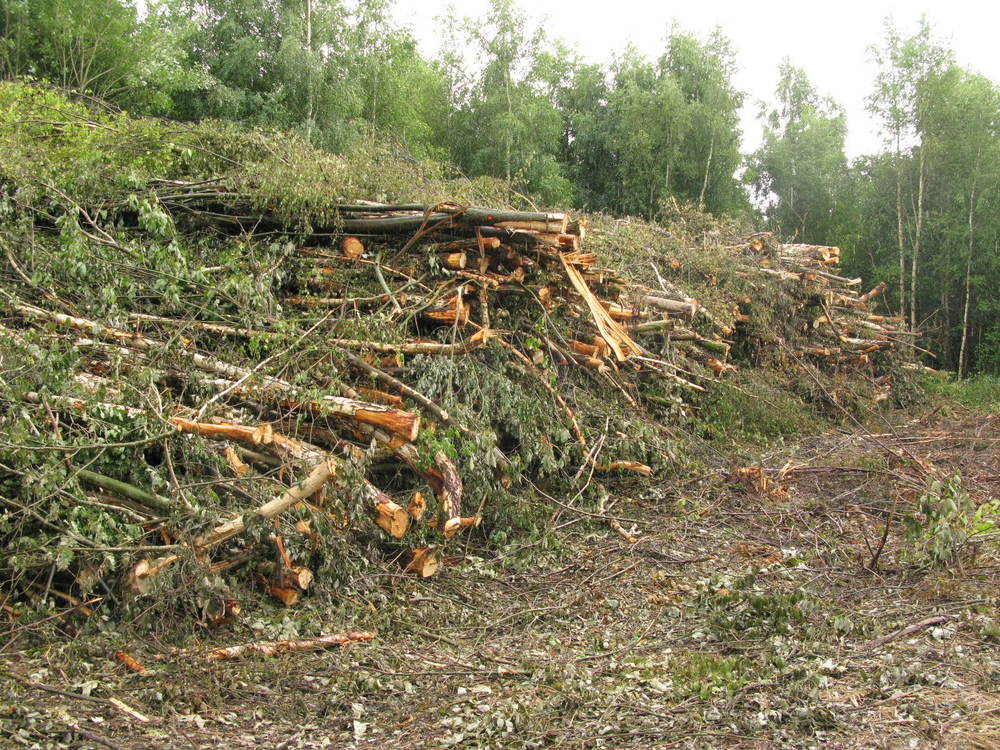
596;461;653;477
859;281;889;303
126;554;179;595
407;491;427;521
422;289;469;326
172;417;404;534
261;562;313;590
205;631;374;660
268;583;299;606
443;515;481;538
560;254;642;362
342;236;364;259
375;499;410;538
405;547;441;578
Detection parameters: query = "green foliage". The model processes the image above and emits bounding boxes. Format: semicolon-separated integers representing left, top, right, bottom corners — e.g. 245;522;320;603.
438;0;573;205
670;653;752;699
695;571;809;640
0;0;200;113
553;29;747;218
697;372;825;448
903;474;998;567
1;0;754;228
918;372;1000;414
746;62;849;244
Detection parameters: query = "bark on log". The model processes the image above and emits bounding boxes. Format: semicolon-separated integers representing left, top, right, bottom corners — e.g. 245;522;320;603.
632;319;677;334
172;418;406;537
435;450;463;526
328;206;568;236
638;295;698;318
435;236;501;252
13;300;421;441
77;469;174;514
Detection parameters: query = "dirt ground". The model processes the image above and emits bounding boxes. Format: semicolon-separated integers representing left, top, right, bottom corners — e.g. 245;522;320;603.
3;408;999;749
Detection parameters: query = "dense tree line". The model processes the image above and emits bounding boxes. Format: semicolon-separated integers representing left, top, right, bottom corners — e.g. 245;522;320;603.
1;1;998;374
749;21;1000;377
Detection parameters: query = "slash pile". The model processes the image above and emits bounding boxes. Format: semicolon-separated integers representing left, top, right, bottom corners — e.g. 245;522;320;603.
0;82;916;622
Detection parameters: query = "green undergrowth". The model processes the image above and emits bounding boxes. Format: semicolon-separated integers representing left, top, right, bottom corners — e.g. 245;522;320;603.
918;371;1000;414
695;370;827;449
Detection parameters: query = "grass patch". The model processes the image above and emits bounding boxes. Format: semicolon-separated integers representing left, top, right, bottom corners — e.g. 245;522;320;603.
919;372;1000;414
696;371;828;448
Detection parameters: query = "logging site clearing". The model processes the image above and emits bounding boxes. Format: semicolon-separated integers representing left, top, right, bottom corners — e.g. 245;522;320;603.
1;82;999;749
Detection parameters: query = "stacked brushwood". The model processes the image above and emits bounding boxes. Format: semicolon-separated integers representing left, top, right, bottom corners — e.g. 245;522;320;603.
733;233;915;403
0;199;909;606
0;84;915;623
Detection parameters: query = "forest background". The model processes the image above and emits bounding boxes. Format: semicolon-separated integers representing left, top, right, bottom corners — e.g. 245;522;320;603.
2;0;998;376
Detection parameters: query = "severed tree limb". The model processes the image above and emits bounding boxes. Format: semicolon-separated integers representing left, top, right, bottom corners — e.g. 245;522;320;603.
559;254;642;362
76;469;173;514
856;616;952;652
172;417;410;539
405;546;441;577
435;450;463;530
195;458;338;551
131;311;486;355
336;334;510;468
11;299;420;441
205;631;374;660
339;347;455;427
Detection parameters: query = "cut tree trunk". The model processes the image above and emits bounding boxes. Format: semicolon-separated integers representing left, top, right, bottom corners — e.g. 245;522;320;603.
11;300;421;441
375;499;410;538
435;450;463;527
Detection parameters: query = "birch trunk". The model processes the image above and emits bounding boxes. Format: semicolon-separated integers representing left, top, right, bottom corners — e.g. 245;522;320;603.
911;145;926;334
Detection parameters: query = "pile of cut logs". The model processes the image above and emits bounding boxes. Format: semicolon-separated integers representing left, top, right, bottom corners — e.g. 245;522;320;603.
1;201;911;614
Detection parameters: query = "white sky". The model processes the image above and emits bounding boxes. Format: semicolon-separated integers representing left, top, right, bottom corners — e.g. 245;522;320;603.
394;0;1000;159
